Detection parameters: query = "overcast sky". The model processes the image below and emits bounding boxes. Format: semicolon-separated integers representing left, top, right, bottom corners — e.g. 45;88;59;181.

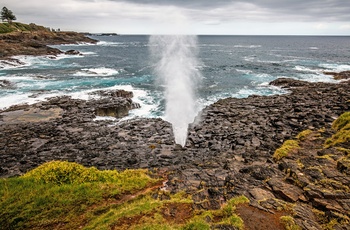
2;0;350;35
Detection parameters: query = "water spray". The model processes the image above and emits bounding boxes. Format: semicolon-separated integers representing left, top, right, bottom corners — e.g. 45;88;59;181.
150;35;201;146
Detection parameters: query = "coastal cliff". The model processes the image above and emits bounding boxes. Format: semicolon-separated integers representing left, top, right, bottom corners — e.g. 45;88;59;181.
0;22;97;59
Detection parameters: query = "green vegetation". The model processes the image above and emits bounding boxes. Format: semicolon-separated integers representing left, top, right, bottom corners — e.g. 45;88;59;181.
273;140;300;161
0;22;48;34
296;129;313;141
280;216;302;230
332;112;350;131
181;195;249;230
0;161;159;229
0;161;251;230
1;6;16;23
325;112;350;148
273;128;319;161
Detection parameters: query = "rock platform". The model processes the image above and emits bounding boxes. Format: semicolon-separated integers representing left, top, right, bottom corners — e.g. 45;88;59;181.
1;78;349;229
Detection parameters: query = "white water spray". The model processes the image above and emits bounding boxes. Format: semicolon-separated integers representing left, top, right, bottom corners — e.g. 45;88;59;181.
150;35;201;146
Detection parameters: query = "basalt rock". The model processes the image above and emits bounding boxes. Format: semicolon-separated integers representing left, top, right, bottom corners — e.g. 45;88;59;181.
94;98;138;118
64;49;81;55
0;80;15;89
324;70;350;80
0;79;350;228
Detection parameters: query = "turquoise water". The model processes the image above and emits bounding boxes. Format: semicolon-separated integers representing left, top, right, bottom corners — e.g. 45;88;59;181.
1;35;349;118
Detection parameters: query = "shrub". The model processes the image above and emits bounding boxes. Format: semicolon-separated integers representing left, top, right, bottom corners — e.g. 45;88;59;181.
22;161;101;184
273;140;300;161
280;216;301;230
325;112;350;148
296;129;313;141
332;112;350;131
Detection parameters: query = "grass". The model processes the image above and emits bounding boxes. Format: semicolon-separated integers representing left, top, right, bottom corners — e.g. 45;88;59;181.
0;161;159;229
0;22;48;34
296;129;313;141
273;140;300;161
280;216;302;230
0;161;251;230
325;112;350;148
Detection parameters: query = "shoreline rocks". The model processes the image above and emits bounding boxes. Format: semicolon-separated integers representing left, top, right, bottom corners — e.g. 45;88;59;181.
0;79;350;228
0;30;97;59
324;70;350;80
0;79;15;89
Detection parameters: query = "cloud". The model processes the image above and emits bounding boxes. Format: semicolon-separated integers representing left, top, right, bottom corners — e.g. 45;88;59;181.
340;24;350;30
116;0;350;22
1;0;350;34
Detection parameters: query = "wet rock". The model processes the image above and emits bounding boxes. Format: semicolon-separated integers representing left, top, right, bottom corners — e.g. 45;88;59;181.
64;49;81;55
0;80;15;89
324;70;350;80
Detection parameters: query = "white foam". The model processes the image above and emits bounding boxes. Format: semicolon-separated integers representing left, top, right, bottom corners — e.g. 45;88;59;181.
80;51;97;55
54;53;84;60
93;116;118;121
244;56;255;62
236;69;253;74
53;42;96;47
309;47;319;50
297;74;338;83
0;54;83;70
0;75;38;81
97;41;124;46
198;83;287;112
0;92;48;110
255;73;273;78
73;67;120;77
234;45;261;48
294;65;321;73
319;63;350;72
0;56;31;69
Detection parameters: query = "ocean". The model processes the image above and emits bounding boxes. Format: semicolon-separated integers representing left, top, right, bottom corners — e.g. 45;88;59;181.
1;35;349;120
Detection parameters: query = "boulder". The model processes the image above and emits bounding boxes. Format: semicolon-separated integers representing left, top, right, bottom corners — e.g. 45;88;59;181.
65;49;81;55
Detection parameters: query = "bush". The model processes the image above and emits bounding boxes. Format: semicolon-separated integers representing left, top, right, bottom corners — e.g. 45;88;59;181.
22;161;101;184
325;112;350;148
332;112;350;131
273;140;300;161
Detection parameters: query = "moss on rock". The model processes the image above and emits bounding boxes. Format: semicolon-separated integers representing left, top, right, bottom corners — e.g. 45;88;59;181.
273;140;300;161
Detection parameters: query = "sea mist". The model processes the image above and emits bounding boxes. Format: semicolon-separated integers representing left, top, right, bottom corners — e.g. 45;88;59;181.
150;35;201;146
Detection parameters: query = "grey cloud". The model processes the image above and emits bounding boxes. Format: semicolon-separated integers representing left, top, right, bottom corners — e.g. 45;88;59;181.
114;0;350;21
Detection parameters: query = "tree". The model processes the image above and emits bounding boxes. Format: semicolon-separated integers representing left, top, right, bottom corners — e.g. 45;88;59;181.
1;7;17;23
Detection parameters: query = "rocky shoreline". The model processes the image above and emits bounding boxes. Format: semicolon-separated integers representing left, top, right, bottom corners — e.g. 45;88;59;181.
0;76;350;228
0;28;97;64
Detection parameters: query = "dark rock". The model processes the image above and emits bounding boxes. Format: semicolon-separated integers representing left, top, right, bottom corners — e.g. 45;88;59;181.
0;80;15;89
324;70;350;80
269;78;310;88
249;188;275;201
267;178;304;202
0;78;350;227
65;49;81;55
0;30;97;59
